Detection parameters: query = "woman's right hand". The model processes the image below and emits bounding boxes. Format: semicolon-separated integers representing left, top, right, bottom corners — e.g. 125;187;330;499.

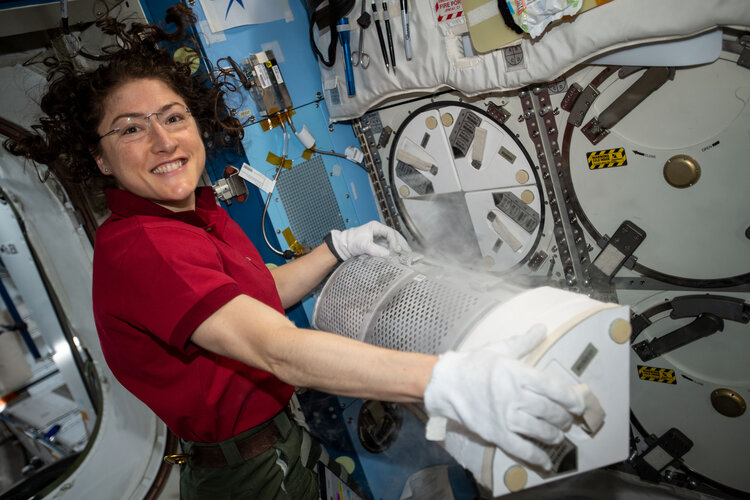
422;325;585;470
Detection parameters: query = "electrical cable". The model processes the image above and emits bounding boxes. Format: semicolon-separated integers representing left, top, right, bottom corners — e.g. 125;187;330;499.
260;166;287;257
309;148;347;160
286;116;297;134
287;115;368;171
309;148;367;172
257;115;366;258
260;121;297;260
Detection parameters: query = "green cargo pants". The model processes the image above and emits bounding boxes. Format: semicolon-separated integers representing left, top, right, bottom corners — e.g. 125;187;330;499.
178;410;367;500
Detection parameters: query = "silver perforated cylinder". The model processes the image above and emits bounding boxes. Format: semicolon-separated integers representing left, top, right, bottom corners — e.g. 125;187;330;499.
313;255;633;498
311;255;520;354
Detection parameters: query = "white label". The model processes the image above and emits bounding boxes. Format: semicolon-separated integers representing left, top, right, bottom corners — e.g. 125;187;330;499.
254;64;272;88
471;127;487;164
488;210;523;252
239;163;275;193
271;65;284;84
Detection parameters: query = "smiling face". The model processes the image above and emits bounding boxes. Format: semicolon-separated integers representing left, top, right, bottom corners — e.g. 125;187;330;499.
94;78;206;212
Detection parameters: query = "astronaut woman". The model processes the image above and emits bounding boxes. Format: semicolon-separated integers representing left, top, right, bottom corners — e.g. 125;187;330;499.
5;5;585;499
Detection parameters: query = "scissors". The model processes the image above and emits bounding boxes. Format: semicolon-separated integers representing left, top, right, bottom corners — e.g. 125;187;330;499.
351;0;371;68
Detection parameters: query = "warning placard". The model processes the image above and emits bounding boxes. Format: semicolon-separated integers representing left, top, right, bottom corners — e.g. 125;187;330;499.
587;148;628;170
435;0;464;22
637;365;676;384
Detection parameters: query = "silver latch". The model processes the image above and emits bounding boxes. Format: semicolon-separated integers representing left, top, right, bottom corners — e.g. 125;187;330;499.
213;166;249;204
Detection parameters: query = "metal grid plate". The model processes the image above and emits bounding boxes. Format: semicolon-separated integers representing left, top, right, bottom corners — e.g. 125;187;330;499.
276;155;345;248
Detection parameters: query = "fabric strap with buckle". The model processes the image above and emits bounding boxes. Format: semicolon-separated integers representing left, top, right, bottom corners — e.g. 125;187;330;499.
164;410;291;468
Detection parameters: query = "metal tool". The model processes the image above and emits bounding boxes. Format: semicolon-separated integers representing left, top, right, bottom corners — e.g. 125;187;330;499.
337;17;356;95
352;0;371;68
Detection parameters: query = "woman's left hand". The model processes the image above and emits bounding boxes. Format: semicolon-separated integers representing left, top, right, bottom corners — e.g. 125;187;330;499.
327;220;411;261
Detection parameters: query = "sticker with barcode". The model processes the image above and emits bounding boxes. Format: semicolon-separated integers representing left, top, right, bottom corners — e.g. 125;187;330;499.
254;64;272;88
239;163;275;193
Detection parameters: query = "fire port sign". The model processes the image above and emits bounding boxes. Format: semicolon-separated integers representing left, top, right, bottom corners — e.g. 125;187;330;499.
435;0;464;23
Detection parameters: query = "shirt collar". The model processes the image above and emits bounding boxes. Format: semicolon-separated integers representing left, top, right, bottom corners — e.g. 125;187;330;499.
105;187;225;236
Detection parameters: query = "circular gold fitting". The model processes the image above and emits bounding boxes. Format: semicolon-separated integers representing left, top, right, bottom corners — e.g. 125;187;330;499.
663;155;700;188
504;465;528;492
609;318;632;344
710;388;746;418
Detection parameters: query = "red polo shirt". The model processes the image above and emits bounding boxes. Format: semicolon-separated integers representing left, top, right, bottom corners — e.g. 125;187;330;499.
92;187;294;442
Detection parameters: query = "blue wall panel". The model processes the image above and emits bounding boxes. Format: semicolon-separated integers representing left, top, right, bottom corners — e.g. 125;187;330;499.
142;0;380;322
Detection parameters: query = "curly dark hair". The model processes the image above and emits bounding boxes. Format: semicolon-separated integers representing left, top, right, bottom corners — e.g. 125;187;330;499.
3;4;242;185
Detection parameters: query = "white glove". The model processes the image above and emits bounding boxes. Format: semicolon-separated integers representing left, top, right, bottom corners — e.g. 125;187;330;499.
327;220;411;261
423;325;585;470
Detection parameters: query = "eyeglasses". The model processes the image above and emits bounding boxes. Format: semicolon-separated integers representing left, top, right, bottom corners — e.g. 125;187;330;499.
98;105;193;143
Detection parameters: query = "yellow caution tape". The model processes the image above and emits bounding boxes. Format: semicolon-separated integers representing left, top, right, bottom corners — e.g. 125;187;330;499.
258;110;296;132
587;148;628;169
266;152;292;169
282;227;305;256
637;365;676;384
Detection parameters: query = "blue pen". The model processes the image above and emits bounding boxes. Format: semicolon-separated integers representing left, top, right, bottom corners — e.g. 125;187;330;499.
337;17;356;96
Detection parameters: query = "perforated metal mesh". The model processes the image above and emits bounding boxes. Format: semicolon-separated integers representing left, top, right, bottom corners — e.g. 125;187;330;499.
312;257;409;340
368;279;486;354
313;256;502;354
276;155;345;248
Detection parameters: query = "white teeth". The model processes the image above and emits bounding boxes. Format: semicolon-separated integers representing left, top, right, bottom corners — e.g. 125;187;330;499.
152;160;184;174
